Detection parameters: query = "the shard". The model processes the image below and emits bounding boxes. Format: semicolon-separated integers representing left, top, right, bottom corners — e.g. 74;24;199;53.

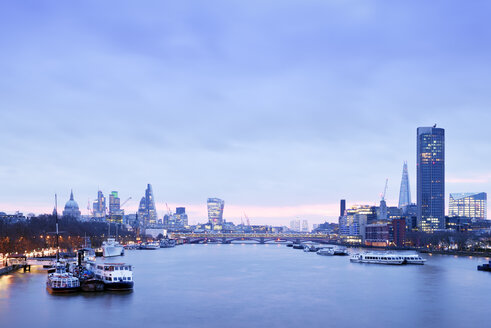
398;161;411;208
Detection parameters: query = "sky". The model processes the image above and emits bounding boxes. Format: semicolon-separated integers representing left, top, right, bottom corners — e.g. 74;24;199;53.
1;1;491;226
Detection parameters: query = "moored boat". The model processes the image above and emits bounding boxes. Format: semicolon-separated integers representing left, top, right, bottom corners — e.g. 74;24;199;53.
94;263;134;291
46;262;80;293
350;252;406;265
102;238;124;257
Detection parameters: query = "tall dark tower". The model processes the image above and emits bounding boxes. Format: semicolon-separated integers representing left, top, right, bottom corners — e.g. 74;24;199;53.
340;199;346;217
417;126;445;232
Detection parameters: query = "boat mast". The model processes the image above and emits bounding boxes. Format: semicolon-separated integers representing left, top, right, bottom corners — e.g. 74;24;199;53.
55;194;59;261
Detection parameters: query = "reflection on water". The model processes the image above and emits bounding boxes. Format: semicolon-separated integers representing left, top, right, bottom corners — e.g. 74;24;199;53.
0;245;490;328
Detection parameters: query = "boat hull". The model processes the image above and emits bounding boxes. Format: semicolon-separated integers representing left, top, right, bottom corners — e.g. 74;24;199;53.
46;284;80;294
80;279;105;292
104;281;134;291
103;245;124;257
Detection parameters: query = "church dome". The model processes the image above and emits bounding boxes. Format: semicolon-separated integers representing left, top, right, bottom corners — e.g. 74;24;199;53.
63;190;81;218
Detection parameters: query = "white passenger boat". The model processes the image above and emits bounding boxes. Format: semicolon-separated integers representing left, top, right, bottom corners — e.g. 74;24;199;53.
94;263;134;291
350;252;406;265
102;238;124;257
400;253;426;265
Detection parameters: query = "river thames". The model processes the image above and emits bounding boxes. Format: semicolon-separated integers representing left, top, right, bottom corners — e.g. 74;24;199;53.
0;244;489;328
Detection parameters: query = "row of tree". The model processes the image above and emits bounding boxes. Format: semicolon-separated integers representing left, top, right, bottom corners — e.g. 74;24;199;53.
0;215;135;254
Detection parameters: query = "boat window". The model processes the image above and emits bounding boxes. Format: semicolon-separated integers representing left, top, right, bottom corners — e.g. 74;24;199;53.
115;267;119;270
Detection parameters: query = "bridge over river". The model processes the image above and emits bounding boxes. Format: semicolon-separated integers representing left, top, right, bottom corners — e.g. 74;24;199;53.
169;233;336;244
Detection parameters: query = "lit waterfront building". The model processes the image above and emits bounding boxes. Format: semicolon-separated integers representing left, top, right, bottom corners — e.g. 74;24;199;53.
339;205;369;242
138;184;158;226
398;161;412;208
62;190;81;219
417;126;445;232
108;191;124;223
449;193;487;220
92;190;106;218
207;198;224;226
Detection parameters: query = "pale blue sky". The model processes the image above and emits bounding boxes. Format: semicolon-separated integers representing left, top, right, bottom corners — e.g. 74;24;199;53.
1;1;491;225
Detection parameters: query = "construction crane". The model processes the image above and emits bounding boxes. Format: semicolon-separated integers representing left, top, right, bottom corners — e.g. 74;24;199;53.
381;178;388;201
244;212;251;226
165;203;172;215
121;197;132;208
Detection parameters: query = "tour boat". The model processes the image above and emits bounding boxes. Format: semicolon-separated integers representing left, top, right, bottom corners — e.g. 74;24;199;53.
46;262;80;293
400;253;426;265
350;252;406;265
286;242;293;247
102;238;124;257
94;263;134;291
292;243;304;249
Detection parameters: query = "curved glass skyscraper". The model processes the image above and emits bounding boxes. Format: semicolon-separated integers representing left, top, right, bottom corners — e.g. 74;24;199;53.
138;184;158;226
207;198;224;226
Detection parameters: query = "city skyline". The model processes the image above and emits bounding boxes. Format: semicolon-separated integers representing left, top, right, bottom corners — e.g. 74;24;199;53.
2;2;491;225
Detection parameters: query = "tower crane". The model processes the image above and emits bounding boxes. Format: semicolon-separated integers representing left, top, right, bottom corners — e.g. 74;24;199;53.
381;178;388;201
121;197;132;208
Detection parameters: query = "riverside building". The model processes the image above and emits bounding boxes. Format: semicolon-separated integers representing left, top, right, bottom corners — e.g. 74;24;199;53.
448;192;487;220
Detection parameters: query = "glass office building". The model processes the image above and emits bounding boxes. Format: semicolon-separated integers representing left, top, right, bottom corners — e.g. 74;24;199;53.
207;198;225;226
417;126;445;232
449;192;487;220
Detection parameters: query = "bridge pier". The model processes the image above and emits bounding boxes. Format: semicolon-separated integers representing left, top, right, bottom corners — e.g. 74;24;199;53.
259;237;265;244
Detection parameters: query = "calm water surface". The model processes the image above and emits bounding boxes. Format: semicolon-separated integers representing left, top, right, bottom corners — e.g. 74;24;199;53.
1;244;489;328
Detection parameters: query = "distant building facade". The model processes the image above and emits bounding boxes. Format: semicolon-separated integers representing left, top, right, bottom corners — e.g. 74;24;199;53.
448;192;487;220
417;126;445;232
207;198;224;226
163;207;189;228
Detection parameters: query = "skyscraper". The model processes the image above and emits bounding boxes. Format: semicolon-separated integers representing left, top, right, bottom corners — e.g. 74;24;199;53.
340;199;346;217
398;161;411;208
108;191;123;223
417;126;445;232
207;198;224;226
449;192;487;220
92;190;106;218
138;184;158;226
